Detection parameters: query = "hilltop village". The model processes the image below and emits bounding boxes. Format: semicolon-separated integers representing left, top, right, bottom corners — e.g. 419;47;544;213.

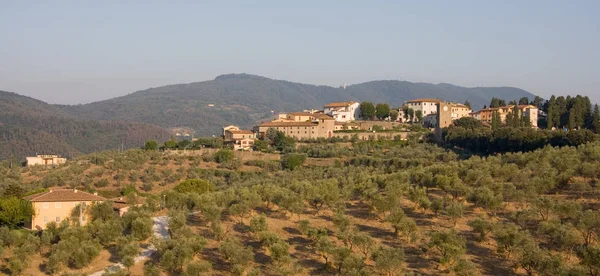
221;99;540;151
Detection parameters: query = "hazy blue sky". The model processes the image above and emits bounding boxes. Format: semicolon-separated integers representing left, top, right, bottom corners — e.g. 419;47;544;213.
1;1;599;104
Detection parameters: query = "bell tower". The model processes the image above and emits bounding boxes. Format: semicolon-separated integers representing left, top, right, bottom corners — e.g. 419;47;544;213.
434;102;453;141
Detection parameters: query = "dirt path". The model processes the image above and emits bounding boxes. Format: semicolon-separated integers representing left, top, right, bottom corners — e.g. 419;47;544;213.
89;216;169;276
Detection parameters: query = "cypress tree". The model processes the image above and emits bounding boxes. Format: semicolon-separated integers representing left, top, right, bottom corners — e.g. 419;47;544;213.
592;104;600;133
491;111;500;130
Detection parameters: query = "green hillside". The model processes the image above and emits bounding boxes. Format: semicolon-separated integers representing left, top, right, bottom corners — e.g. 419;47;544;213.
0;91;172;160
60;74;536;135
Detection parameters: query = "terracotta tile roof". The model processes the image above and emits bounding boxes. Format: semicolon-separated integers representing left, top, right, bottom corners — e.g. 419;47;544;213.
24;189;105;202
110;197;144;210
407;98;442;103
312;114;335;120
324;101;358;108
227;130;254;134
451;103;469;108
112;202;129;210
288;112;314;116
259;121;317;127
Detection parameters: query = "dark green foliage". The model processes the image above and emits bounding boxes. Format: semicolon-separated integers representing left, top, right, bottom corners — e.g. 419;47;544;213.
271;131;296;152
219;238;253;267
444;126;597;155
0;197;34;228
0;91;171;160
390;110;399;121
281;153;307;170
164;138;178;149
90;201;117;222
116;237;139;270
46;235;102;273
468;216;494;241
253;139;269;152
360;102;376;120
375;103;391;120
453;117;483;130
249;214;268;233
371;245;405;275
490;97;506;108
214;149;234;164
185;260;212;276
464;100;471;109
415;109;423;123
543;95;593;130
427;229;466;267
174;179;215;194
144;140;158;150
155;223;207;273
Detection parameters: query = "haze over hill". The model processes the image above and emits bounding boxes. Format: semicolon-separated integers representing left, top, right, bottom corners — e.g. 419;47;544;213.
60;74;535;134
0;91;172;160
1;74;535;160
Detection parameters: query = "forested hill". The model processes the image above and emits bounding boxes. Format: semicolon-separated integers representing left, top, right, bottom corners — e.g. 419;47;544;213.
0;91;172;160
1;74;535;159
59;74;536;135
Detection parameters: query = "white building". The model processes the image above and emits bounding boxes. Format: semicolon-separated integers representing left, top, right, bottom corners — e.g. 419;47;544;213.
26;155;67;166
405;98;441;117
323;102;360;122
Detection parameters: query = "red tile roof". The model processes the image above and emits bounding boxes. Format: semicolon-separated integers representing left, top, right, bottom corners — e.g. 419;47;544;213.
24;189;105;202
312;114;335;120
407;98;442;103
324;101;358;108
259;121;317;127
288;112;315;116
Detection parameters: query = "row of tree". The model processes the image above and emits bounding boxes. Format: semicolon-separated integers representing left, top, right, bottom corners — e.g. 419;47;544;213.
359;102;395;121
444;117;597;154
543;95;600;131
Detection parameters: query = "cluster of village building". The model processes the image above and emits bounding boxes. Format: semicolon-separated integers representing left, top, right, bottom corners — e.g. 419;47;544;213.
222;99;540;150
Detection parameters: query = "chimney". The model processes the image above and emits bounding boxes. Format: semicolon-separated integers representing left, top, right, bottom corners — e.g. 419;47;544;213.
49;189;53;193
73;189;78;193
93;192;98;196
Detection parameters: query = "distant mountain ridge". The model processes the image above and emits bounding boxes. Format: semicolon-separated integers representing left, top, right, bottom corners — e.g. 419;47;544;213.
0;74;536;160
0;91;172;160
59;73;536;135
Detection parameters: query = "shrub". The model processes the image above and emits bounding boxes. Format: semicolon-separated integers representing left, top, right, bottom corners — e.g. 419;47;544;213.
281;154;307;171
214;149;235;164
174;179;215;194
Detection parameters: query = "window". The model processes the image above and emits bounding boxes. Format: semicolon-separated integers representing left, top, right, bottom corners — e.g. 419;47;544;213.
43;203;49;209
44;216;48;222
56;217;60;222
55;202;61;208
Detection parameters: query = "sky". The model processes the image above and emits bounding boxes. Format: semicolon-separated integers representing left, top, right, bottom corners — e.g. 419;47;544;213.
0;1;599;105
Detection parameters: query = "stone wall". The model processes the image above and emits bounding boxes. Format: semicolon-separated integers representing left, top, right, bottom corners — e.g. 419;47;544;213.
332;131;409;141
354;120;403;130
164;149;280;161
